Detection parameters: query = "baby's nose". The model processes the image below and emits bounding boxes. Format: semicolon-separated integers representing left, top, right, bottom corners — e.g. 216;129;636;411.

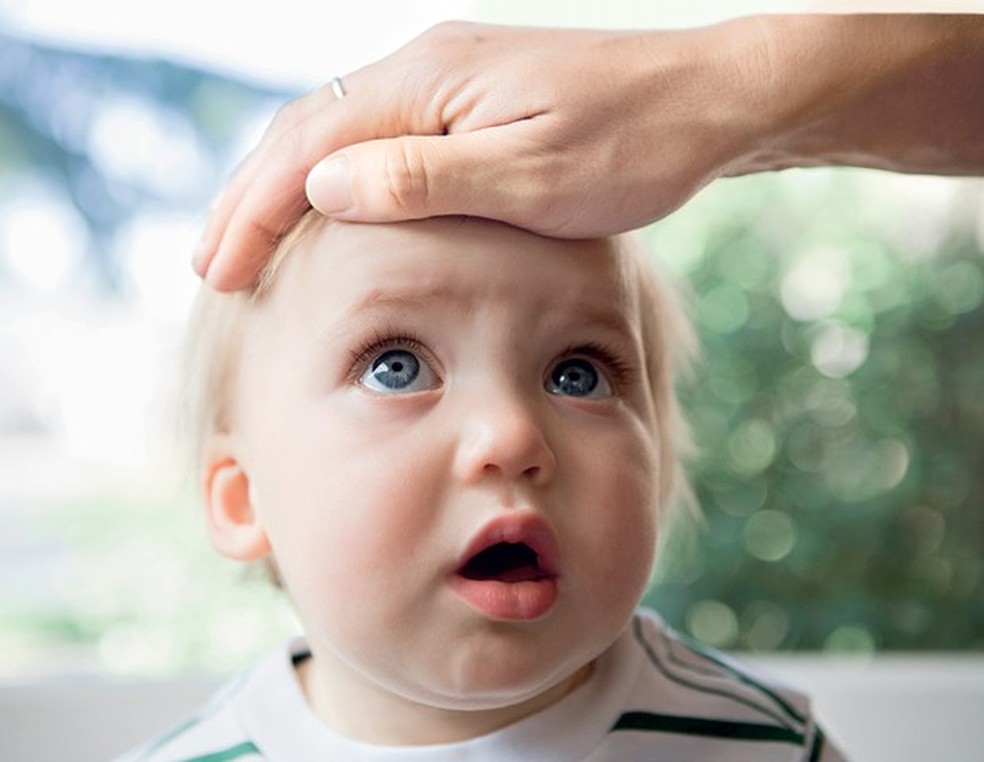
452;394;557;487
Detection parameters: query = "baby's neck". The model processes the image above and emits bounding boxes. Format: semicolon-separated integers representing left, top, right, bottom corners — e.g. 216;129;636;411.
296;653;595;746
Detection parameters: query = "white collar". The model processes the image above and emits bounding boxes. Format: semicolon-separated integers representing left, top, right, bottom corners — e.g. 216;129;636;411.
235;623;641;762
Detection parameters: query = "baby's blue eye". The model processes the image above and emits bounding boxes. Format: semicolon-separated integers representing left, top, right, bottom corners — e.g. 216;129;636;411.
361;349;437;393
546;358;612;398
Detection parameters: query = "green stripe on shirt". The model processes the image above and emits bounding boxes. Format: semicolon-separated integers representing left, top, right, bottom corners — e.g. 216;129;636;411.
808;727;827;761
181;740;261;762
612;712;805;745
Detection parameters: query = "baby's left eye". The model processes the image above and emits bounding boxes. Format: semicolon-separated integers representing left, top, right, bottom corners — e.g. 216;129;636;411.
360;349;439;394
546;358;613;398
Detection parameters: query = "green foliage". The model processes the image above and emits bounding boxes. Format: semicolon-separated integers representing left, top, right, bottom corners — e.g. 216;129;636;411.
645;173;984;652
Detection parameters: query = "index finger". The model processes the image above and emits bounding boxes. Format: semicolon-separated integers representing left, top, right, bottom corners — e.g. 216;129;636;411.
194;81;350;289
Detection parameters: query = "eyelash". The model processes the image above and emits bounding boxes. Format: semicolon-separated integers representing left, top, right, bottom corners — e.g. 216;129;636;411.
347;328;431;382
346;331;635;391
556;342;636;391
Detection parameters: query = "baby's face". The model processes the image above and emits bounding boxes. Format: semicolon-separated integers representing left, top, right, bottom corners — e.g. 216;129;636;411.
228;218;661;728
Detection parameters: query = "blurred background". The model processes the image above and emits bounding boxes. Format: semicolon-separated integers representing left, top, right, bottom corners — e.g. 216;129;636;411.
1;0;982;681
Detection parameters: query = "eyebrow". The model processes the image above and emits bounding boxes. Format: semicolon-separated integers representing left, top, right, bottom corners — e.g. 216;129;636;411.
568;305;640;343
343;284;470;317
318;281;641;349
308;284;471;348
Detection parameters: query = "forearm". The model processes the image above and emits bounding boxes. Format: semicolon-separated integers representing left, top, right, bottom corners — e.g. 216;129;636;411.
725;14;984;176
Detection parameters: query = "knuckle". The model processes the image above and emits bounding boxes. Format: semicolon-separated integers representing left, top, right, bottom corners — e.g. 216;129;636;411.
413;20;484;60
275;110;326;176
383;144;431;216
279;126;308;172
271;95;304;128
421;20;474;44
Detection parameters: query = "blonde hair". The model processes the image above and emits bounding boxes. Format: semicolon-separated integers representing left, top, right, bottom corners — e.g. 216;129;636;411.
180;211;325;480
620;233;698;517
182;212;698;520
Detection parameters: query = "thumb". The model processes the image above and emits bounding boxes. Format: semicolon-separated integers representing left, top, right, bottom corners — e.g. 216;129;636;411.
305;130;536;225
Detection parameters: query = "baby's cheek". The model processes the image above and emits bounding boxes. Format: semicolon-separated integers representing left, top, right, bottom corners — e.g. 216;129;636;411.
607;485;657;585
595;436;660;584
271;455;436;573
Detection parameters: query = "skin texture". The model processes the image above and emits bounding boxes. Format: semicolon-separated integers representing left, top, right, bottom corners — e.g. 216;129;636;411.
194;14;984;290
203;218;662;745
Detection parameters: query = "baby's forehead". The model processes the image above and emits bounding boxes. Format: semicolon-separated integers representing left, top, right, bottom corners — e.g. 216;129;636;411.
264;217;641;322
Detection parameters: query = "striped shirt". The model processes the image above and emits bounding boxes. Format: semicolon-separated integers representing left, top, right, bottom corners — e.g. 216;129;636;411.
119;608;845;761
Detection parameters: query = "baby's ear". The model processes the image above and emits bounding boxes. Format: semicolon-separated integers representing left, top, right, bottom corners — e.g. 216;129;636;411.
201;434;271;561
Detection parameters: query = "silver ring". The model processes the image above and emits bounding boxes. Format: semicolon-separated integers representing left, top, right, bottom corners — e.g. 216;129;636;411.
330;76;346;100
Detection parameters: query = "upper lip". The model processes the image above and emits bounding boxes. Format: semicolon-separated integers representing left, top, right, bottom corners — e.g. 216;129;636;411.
454;512;560;578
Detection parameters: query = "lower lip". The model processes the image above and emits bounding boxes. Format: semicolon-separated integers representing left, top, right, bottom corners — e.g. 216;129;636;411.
450;576;558;621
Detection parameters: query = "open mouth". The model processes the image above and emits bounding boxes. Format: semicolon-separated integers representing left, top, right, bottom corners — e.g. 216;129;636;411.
458;541;548;583
451;514;560;620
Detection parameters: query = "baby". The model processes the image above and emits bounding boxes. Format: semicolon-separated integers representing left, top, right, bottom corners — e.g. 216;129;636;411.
127;213;844;760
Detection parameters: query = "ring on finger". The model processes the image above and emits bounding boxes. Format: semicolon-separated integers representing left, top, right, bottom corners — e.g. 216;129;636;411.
330;76;346;100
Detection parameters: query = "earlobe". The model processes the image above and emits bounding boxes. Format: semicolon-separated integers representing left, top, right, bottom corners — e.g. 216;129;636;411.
202;436;271;561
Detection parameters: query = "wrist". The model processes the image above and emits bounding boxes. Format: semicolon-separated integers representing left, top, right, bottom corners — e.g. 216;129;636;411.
710;14;838;175
736;13;891;172
699;15;790;176
729;13;984;175
629;19;778;182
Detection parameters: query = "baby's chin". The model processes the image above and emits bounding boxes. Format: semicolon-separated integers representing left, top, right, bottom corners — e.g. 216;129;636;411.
391;660;596;733
296;642;595;746
439;659;594;710
386;633;602;711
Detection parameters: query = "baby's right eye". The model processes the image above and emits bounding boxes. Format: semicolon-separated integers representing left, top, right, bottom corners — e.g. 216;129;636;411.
360;348;439;394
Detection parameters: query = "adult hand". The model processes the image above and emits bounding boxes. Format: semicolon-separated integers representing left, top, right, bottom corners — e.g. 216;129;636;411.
194;20;767;289
195;15;984;291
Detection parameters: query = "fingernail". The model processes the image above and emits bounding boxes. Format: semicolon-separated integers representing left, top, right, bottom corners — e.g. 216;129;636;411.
307;156;353;214
192;237;209;275
192;232;214;276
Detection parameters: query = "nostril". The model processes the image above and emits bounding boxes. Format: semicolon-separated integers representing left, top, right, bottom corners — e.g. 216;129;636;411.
455;410;556;486
480;464;542;481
